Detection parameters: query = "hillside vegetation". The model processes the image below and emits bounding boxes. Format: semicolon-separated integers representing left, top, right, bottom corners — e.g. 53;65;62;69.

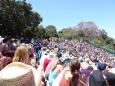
58;22;115;54
0;1;114;54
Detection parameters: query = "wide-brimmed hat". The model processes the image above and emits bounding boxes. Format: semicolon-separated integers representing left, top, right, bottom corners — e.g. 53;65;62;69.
0;62;41;86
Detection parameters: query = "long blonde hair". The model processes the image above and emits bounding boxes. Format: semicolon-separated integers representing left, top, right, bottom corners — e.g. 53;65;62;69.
13;45;30;65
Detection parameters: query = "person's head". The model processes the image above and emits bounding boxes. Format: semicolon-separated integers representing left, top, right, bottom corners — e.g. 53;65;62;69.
69;58;81;86
56;52;62;58
97;63;106;71
87;66;94;71
52;57;67;71
2;43;10;56
13;44;30;64
58;57;68;65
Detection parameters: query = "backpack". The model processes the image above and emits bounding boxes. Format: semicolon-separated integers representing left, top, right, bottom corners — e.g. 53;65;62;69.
89;70;106;86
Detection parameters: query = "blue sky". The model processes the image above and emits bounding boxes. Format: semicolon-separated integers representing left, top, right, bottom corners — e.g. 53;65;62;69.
26;0;115;38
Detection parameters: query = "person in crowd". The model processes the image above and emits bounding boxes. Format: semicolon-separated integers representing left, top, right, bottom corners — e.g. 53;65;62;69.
48;57;66;86
13;44;31;65
89;62;107;86
40;48;50;68
45;52;62;76
0;51;12;71
81;58;90;69
43;54;52;71
36;46;42;63
1;42;10;57
53;58;87;86
80;66;94;84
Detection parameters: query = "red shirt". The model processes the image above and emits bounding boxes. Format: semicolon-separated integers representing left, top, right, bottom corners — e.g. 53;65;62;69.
43;58;51;71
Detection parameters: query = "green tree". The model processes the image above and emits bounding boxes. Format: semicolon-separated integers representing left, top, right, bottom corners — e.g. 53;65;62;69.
21;27;35;39
58;28;78;39
35;25;47;38
0;0;42;38
45;25;58;38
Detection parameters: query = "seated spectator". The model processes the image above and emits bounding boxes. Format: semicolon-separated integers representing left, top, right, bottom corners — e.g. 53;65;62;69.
0;62;42;86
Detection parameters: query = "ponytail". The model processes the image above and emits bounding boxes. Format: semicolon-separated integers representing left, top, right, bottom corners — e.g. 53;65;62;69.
69;58;81;86
69;70;79;86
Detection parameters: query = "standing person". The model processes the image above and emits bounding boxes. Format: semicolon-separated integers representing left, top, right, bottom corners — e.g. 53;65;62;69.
45;52;62;76
36;47;42;62
89;63;107;86
43;54;52;71
52;58;87;86
13;44;31;65
48;57;66;86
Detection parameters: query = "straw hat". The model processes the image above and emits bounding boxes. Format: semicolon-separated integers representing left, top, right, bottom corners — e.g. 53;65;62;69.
0;62;40;86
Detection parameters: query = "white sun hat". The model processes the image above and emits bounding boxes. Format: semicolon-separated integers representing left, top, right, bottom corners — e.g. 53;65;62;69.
0;62;42;86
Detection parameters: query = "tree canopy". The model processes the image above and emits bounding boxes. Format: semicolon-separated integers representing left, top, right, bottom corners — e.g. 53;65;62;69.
45;25;58;38
0;1;114;52
0;0;42;38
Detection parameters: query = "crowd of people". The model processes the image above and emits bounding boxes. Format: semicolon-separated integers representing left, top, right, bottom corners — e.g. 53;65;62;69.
0;37;115;86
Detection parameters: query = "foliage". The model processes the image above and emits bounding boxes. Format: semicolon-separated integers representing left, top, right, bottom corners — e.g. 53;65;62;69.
58;28;78;40
49;37;59;42
45;25;58;38
58;27;115;51
21;27;35;39
0;0;42;38
35;25;48;38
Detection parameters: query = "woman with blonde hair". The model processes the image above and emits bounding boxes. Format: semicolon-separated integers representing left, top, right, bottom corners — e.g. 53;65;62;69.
10;44;44;86
13;44;31;65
